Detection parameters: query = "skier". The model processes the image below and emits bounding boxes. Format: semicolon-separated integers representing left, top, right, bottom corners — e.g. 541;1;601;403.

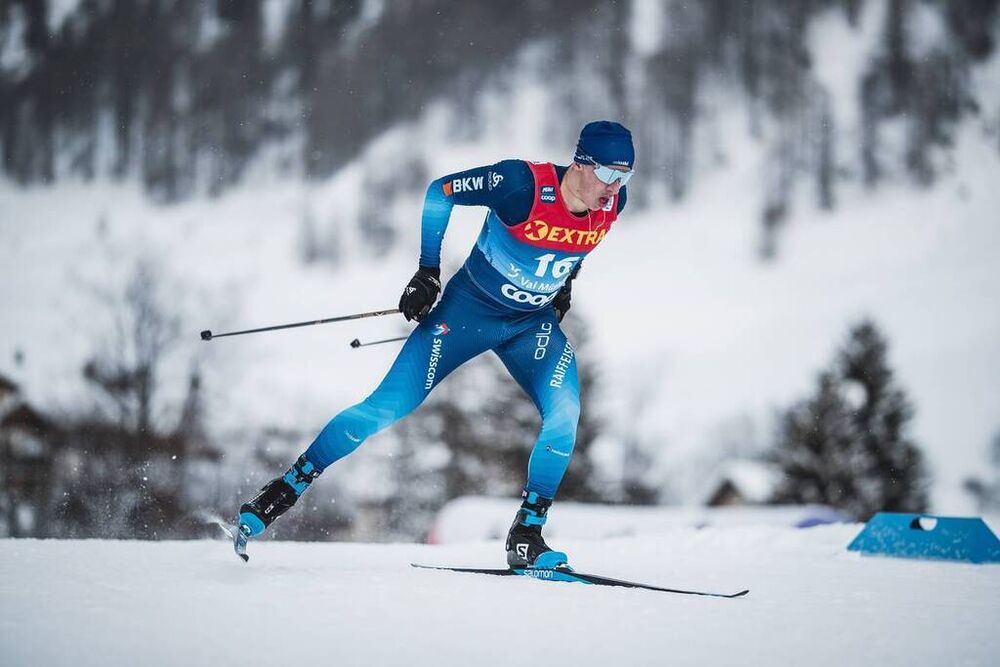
238;121;634;568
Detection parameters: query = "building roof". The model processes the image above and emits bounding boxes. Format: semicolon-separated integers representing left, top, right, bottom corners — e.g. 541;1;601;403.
0;403;52;433
702;459;782;506
0;373;18;393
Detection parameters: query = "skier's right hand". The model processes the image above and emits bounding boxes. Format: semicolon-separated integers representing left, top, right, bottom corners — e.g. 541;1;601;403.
399;266;442;322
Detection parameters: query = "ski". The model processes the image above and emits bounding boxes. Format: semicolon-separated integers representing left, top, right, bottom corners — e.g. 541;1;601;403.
410;563;749;598
233;523;251;562
208;517;251;562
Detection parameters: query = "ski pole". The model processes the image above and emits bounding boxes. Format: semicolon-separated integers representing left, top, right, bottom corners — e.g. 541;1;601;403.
201;308;400;341
349;335;408;349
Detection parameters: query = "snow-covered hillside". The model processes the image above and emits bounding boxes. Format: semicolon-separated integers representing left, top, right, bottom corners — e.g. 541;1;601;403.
1;3;999;517
2;113;998;511
2;521;998;666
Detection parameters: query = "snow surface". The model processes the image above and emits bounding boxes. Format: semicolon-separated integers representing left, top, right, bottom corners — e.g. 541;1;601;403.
2;523;999;666
426;496;846;544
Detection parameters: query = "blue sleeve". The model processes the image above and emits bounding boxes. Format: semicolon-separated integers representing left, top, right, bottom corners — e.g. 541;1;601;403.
418;159;535;267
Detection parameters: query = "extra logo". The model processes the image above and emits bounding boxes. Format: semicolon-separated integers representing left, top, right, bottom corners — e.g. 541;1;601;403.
540;185;556;203
522;220;607;247
501;284;558;307
432;323;450;336
488;171;504;190
443;176;484;196
516;543;529;560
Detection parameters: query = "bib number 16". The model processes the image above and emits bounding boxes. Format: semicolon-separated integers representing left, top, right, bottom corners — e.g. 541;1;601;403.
534;254;579;279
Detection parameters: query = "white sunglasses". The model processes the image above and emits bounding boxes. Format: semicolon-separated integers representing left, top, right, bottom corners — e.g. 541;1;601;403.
587;158;634;186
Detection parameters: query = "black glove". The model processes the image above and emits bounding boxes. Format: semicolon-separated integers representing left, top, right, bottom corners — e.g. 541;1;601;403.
399;266;441;322
553;264;581;322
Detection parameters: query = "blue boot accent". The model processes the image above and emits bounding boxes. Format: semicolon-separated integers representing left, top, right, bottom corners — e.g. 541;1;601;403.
282;455;319;495
532;550;570;569
239;512;266;537
519;509;547;527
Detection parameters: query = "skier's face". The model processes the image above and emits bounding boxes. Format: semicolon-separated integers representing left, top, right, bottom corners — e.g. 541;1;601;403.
578;163;628;211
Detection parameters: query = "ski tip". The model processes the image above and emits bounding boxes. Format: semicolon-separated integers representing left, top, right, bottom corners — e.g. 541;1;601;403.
233;522;251;563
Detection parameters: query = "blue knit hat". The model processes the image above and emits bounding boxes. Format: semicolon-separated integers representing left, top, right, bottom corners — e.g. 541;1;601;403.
574;120;635;169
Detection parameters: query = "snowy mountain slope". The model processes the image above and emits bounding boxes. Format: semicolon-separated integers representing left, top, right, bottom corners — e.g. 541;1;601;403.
2;112;997;512
2;524;998;666
2;7;999;514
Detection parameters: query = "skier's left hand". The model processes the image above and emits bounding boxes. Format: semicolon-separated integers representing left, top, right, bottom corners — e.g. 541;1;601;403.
553;283;572;322
553;264;581;323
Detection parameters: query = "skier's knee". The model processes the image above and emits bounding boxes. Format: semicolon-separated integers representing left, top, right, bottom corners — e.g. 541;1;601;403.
543;393;580;429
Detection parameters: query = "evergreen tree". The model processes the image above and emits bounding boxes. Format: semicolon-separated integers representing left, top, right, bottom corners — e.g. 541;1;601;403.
964;430;1000;513
2;0;995;212
770;319;929;520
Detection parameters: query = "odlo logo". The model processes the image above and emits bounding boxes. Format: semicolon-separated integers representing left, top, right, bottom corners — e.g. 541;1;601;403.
501;284;558;306
534;321;552;360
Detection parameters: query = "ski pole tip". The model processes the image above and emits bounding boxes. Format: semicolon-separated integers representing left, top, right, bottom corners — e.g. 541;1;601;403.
200;330;213;341
349;338;361;348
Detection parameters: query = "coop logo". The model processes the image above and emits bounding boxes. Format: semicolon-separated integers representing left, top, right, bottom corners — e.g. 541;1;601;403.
432;322;450;336
549;340;574;388
443;176;484;196
540;185;556;203
424;337;444;390
501;284;558;307
534;321;553;360
521;220;607;247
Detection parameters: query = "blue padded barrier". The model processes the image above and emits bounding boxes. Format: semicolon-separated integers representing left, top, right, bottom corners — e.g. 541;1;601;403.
847;512;1000;564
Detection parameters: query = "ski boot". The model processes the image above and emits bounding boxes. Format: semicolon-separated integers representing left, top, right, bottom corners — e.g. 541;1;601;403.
505;491;569;570
234;454;319;561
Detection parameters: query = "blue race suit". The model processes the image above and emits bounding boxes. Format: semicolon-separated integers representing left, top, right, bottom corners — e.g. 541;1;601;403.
304;160;627;499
